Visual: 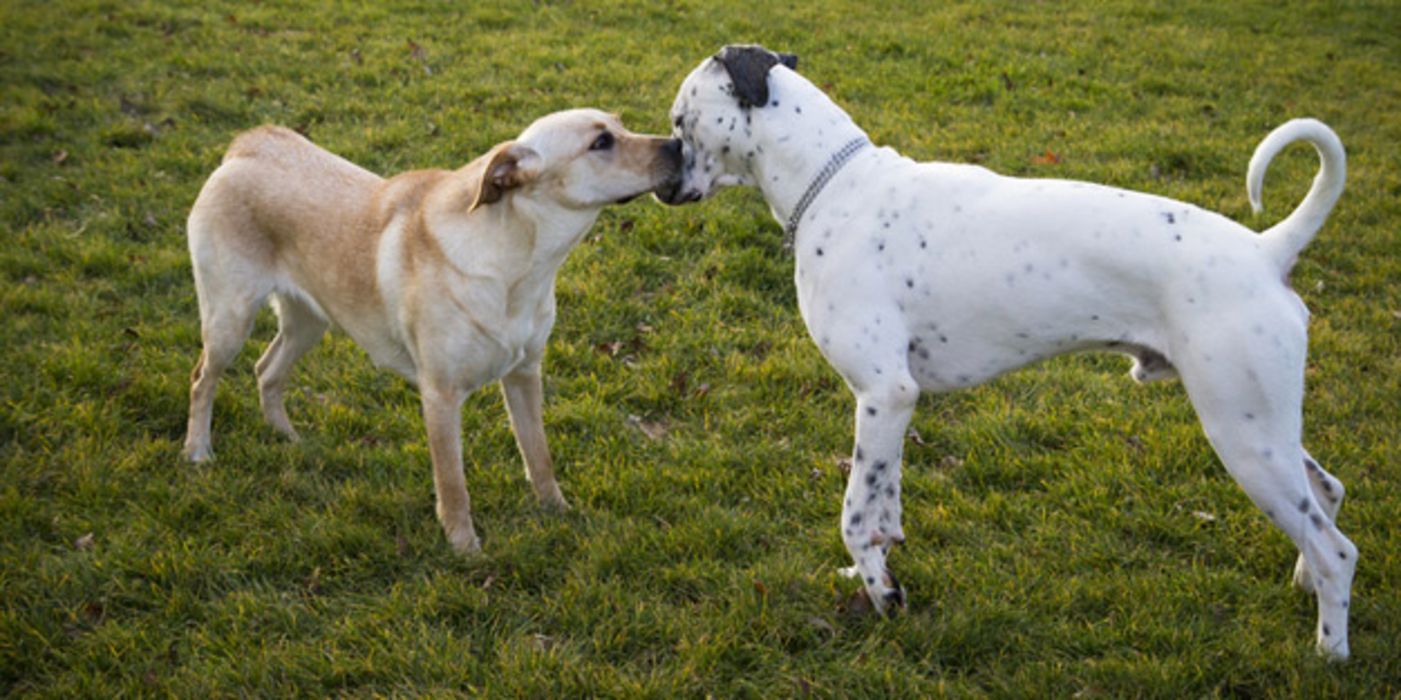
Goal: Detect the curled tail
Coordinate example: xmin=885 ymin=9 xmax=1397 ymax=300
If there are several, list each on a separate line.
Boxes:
xmin=1247 ymin=118 xmax=1346 ymax=271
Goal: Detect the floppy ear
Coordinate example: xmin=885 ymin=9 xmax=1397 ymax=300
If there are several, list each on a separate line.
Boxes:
xmin=469 ymin=142 xmax=540 ymax=212
xmin=715 ymin=44 xmax=792 ymax=109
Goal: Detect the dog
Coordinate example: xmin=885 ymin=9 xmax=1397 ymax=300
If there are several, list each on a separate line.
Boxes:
xmin=659 ymin=45 xmax=1354 ymax=659
xmin=183 ymin=109 xmax=682 ymax=554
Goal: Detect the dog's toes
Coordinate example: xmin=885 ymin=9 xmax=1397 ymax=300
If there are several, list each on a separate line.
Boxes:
xmin=182 ymin=442 xmax=213 ymax=463
xmin=537 ymin=485 xmax=570 ymax=512
xmin=444 ymin=525 xmax=482 ymax=556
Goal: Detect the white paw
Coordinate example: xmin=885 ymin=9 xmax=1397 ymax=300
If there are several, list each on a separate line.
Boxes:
xmin=446 ymin=526 xmax=481 ymax=555
xmin=182 ymin=441 xmax=213 ymax=463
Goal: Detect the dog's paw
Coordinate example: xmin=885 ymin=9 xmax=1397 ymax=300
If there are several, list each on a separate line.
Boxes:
xmin=444 ymin=523 xmax=482 ymax=556
xmin=182 ymin=442 xmax=213 ymax=463
xmin=861 ymin=569 xmax=907 ymax=617
xmin=536 ymin=484 xmax=571 ymax=512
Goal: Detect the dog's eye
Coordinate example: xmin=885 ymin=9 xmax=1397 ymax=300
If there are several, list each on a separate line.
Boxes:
xmin=590 ymin=132 xmax=614 ymax=151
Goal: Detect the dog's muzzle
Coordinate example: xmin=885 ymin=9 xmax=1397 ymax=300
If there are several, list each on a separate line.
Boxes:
xmin=654 ymin=138 xmax=701 ymax=206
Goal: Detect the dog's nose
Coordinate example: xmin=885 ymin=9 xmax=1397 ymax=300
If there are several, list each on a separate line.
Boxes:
xmin=663 ymin=138 xmax=684 ymax=166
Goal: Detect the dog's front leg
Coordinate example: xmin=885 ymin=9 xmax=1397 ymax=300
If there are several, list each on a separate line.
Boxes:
xmin=840 ymin=380 xmax=919 ymax=614
xmin=421 ymin=383 xmax=481 ymax=554
xmin=500 ymin=365 xmax=569 ymax=510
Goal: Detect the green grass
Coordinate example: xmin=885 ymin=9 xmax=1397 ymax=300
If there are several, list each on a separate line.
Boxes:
xmin=3 ymin=0 xmax=1399 ymax=695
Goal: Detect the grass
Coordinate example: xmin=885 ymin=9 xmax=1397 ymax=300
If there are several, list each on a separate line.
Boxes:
xmin=3 ymin=0 xmax=1399 ymax=695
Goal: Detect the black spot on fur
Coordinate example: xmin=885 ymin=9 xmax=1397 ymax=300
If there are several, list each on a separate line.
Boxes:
xmin=1162 ymin=212 xmax=1175 ymax=224
xmin=1311 ymin=513 xmax=1325 ymax=529
xmin=867 ymin=407 xmax=878 ymax=416
xmin=850 ymin=513 xmax=862 ymax=526
xmin=816 ymin=247 xmax=824 ymax=256
xmin=856 ymin=446 xmax=865 ymax=462
xmin=865 ymin=473 xmax=878 ymax=487
xmin=875 ymin=461 xmax=887 ymax=471
xmin=1298 ymin=498 xmax=1310 ymax=513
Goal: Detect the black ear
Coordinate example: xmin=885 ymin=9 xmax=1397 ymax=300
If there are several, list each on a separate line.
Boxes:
xmin=714 ymin=45 xmax=796 ymax=109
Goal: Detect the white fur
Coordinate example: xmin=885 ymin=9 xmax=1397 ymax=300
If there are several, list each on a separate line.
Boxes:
xmin=667 ymin=51 xmax=1355 ymax=659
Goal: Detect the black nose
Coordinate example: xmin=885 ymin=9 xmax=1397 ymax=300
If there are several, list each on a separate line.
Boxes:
xmin=663 ymin=138 xmax=683 ymax=166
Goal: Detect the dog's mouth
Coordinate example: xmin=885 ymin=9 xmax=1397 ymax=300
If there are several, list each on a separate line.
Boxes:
xmin=653 ymin=176 xmax=702 ymax=206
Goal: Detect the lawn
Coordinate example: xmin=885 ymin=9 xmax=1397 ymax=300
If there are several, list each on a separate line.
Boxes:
xmin=3 ymin=0 xmax=1399 ymax=696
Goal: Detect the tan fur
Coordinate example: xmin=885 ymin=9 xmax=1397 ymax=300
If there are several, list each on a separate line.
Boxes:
xmin=183 ymin=110 xmax=680 ymax=553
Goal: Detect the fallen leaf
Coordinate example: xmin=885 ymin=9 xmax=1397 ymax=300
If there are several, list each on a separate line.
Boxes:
xmin=530 ymin=634 xmax=555 ymax=652
xmin=906 ymin=428 xmax=926 ymax=446
xmin=694 ymin=383 xmax=711 ymax=398
xmin=1001 ymin=71 xmax=1015 ymax=91
xmin=1192 ymin=511 xmax=1217 ymax=523
xmin=1031 ymin=148 xmax=1060 ymax=165
xmin=807 ymin=615 xmax=836 ymax=637
xmin=626 ymin=414 xmax=668 ymax=440
xmin=752 ymin=579 xmax=769 ymax=597
xmin=407 ymin=40 xmax=432 ymax=75
xmin=52 ymin=150 xmax=68 ymax=165
xmin=74 ymin=532 xmax=94 ymax=550
xmin=81 ymin=601 xmax=105 ymax=623
xmin=395 ymin=535 xmax=409 ymax=557
xmin=833 ymin=455 xmax=852 ymax=475
xmin=839 ymin=587 xmax=873 ymax=616
xmin=938 ymin=455 xmax=963 ymax=470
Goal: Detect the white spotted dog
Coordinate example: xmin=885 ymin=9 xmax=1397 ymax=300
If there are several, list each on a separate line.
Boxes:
xmin=184 ymin=110 xmax=682 ymax=554
xmin=658 ymin=45 xmax=1355 ymax=659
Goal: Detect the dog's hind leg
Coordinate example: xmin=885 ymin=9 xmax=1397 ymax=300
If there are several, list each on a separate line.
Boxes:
xmin=182 ymin=256 xmax=269 ymax=463
xmin=255 ymin=293 xmax=328 ymax=441
xmin=1176 ymin=317 xmax=1355 ymax=659
xmin=1292 ymin=448 xmax=1347 ymax=594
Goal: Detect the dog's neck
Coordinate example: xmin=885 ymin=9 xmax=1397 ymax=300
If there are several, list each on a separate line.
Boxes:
xmin=745 ymin=69 xmax=871 ymax=231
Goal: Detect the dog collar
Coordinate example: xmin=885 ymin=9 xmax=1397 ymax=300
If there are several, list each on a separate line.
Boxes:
xmin=784 ymin=136 xmax=871 ymax=244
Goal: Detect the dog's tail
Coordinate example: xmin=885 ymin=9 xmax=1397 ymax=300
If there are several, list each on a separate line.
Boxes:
xmin=1247 ymin=118 xmax=1346 ymax=271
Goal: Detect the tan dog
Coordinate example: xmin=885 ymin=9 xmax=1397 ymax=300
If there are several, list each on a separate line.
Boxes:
xmin=182 ymin=109 xmax=682 ymax=553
